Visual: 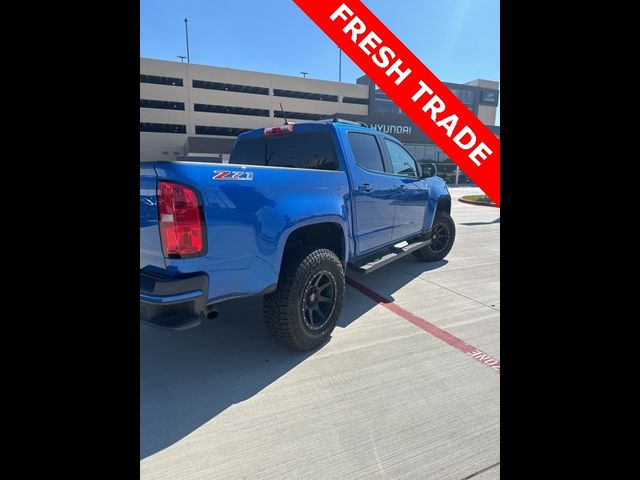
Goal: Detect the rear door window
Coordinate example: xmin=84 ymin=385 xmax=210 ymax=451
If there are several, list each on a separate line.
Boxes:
xmin=347 ymin=132 xmax=385 ymax=173
xmin=230 ymin=131 xmax=337 ymax=170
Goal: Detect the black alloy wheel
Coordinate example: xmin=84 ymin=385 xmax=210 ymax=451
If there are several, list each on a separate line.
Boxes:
xmin=301 ymin=270 xmax=337 ymax=332
xmin=412 ymin=211 xmax=456 ymax=262
xmin=429 ymin=221 xmax=451 ymax=254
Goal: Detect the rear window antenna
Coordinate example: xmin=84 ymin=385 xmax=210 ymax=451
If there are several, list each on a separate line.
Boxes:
xmin=279 ymin=102 xmax=289 ymax=125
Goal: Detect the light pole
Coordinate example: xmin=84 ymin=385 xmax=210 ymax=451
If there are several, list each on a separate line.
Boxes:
xmin=177 ymin=55 xmax=187 ymax=63
xmin=301 ymin=72 xmax=308 ymax=78
xmin=184 ymin=18 xmax=190 ymax=63
xmin=338 ymin=47 xmax=342 ymax=82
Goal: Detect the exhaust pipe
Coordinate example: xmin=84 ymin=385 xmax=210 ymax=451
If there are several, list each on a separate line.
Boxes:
xmin=204 ymin=306 xmax=219 ymax=320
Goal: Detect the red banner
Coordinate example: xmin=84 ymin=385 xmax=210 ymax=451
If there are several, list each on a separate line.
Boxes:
xmin=292 ymin=0 xmax=500 ymax=205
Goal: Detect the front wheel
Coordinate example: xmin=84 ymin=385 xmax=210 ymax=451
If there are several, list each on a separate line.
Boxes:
xmin=413 ymin=212 xmax=456 ymax=262
xmin=263 ymin=247 xmax=345 ymax=351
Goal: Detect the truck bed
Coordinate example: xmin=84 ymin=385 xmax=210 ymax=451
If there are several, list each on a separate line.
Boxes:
xmin=140 ymin=161 xmax=351 ymax=305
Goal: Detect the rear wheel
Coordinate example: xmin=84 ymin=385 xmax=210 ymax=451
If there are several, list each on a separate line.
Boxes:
xmin=413 ymin=212 xmax=456 ymax=262
xmin=263 ymin=247 xmax=345 ymax=350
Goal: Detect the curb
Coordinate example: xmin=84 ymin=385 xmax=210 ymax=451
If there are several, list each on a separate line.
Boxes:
xmin=458 ymin=198 xmax=500 ymax=208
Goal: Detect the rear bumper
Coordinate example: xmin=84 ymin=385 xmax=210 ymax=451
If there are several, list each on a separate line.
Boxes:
xmin=140 ymin=272 xmax=209 ymax=330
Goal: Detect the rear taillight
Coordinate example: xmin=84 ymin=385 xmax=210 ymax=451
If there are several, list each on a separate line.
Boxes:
xmin=157 ymin=181 xmax=205 ymax=258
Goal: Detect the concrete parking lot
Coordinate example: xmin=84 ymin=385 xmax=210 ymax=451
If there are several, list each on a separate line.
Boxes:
xmin=140 ymin=186 xmax=500 ymax=480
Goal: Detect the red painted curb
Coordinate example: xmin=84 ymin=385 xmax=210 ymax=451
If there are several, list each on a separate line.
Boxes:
xmin=459 ymin=198 xmax=500 ymax=208
xmin=346 ymin=277 xmax=500 ymax=374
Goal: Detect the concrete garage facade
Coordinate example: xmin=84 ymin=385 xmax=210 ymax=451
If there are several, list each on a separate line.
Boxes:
xmin=140 ymin=58 xmax=499 ymax=185
xmin=140 ymin=58 xmax=369 ymax=162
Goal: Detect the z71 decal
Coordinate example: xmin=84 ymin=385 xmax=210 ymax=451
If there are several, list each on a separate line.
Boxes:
xmin=212 ymin=170 xmax=254 ymax=181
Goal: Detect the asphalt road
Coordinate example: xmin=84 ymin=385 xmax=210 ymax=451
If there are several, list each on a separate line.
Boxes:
xmin=140 ymin=186 xmax=500 ymax=479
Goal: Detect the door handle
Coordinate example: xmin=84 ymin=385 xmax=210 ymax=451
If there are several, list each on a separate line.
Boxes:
xmin=359 ymin=183 xmax=373 ymax=192
xmin=397 ymin=184 xmax=406 ymax=190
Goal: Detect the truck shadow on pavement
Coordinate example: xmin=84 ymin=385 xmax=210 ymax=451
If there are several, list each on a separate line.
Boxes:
xmin=459 ymin=217 xmax=500 ymax=226
xmin=140 ymin=259 xmax=447 ymax=460
xmin=337 ymin=258 xmax=448 ymax=328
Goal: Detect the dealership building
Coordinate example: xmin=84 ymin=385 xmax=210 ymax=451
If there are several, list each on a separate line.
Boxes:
xmin=140 ymin=57 xmax=499 ymax=184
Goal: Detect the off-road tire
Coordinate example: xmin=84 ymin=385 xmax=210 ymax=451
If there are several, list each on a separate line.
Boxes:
xmin=413 ymin=212 xmax=456 ymax=262
xmin=264 ymin=247 xmax=345 ymax=350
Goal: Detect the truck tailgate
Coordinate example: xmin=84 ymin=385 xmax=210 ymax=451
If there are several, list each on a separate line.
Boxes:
xmin=140 ymin=163 xmax=166 ymax=270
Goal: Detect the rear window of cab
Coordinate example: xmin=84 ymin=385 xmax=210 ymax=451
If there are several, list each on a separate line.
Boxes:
xmin=230 ymin=131 xmax=338 ymax=170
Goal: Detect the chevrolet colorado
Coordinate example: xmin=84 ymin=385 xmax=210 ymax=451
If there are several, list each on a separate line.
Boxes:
xmin=140 ymin=119 xmax=455 ymax=350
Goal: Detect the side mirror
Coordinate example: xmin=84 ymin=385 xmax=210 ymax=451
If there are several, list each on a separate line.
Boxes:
xmin=421 ymin=163 xmax=437 ymax=178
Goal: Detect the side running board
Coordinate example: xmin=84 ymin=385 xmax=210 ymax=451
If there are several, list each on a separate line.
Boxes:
xmin=352 ymin=239 xmax=432 ymax=275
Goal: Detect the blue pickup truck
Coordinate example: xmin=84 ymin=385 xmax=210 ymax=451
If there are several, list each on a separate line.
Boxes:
xmin=140 ymin=119 xmax=455 ymax=350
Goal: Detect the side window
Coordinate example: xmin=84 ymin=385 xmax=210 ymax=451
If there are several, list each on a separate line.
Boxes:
xmin=347 ymin=132 xmax=385 ymax=173
xmin=385 ymin=139 xmax=418 ymax=177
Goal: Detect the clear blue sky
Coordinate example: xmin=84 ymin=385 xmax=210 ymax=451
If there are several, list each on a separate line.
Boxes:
xmin=140 ymin=0 xmax=500 ymax=125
